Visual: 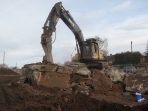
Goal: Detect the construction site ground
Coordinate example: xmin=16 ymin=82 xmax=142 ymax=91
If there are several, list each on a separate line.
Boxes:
xmin=0 ymin=68 xmax=148 ymax=111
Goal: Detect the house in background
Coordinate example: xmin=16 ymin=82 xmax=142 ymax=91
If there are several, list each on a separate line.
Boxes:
xmin=137 ymin=55 xmax=148 ymax=71
xmin=140 ymin=55 xmax=148 ymax=63
xmin=104 ymin=54 xmax=114 ymax=66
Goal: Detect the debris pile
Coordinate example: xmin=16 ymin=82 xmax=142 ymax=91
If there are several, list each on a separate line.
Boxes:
xmin=0 ymin=65 xmax=148 ymax=111
xmin=23 ymin=61 xmax=148 ymax=96
xmin=22 ymin=62 xmax=132 ymax=93
xmin=68 ymin=63 xmax=121 ymax=95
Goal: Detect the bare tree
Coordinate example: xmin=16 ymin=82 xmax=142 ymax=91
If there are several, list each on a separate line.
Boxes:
xmin=145 ymin=40 xmax=148 ymax=62
xmin=0 ymin=63 xmax=8 ymax=68
xmin=95 ymin=36 xmax=109 ymax=56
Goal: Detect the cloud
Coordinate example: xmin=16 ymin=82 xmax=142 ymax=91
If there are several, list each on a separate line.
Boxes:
xmin=116 ymin=24 xmax=148 ymax=31
xmin=112 ymin=1 xmax=131 ymax=11
xmin=97 ymin=14 xmax=148 ymax=55
xmin=116 ymin=15 xmax=148 ymax=31
xmin=0 ymin=0 xmax=148 ymax=68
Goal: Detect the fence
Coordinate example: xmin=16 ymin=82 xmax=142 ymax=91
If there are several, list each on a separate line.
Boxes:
xmin=112 ymin=63 xmax=148 ymax=74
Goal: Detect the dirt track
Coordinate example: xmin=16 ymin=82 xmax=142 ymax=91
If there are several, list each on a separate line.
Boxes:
xmin=0 ymin=68 xmax=148 ymax=111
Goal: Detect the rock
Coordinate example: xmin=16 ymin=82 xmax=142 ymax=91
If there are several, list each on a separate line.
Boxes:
xmin=29 ymin=64 xmax=58 ymax=72
xmin=141 ymin=87 xmax=148 ymax=94
xmin=22 ymin=67 xmax=31 ymax=76
xmin=107 ymin=68 xmax=126 ymax=83
xmin=22 ymin=63 xmax=72 ymax=89
xmin=76 ymin=67 xmax=91 ymax=77
xmin=57 ymin=66 xmax=73 ymax=74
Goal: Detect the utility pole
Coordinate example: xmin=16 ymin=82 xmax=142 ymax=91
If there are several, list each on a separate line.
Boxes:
xmin=131 ymin=41 xmax=133 ymax=52
xmin=3 ymin=52 xmax=5 ymax=65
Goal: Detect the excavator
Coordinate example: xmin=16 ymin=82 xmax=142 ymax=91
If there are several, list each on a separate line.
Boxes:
xmin=41 ymin=2 xmax=107 ymax=69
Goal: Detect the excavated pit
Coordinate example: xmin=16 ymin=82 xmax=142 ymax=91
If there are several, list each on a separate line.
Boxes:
xmin=0 ymin=67 xmax=148 ymax=111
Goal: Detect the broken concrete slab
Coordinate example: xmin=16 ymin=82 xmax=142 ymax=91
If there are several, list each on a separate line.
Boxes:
xmin=67 ymin=62 xmax=86 ymax=68
xmin=126 ymin=74 xmax=148 ymax=94
xmin=25 ymin=63 xmax=59 ymax=72
xmin=106 ymin=68 xmax=126 ymax=83
xmin=22 ymin=63 xmax=73 ymax=89
xmin=57 ymin=66 xmax=73 ymax=74
xmin=36 ymin=72 xmax=70 ymax=88
xmin=76 ymin=67 xmax=91 ymax=77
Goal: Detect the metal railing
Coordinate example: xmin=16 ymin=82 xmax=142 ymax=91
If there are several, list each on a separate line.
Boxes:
xmin=112 ymin=63 xmax=148 ymax=74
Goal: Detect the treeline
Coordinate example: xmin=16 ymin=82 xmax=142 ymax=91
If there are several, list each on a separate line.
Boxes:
xmin=113 ymin=51 xmax=142 ymax=65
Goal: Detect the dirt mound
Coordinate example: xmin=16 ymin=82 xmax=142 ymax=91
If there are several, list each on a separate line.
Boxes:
xmin=91 ymin=69 xmax=112 ymax=94
xmin=0 ymin=75 xmax=148 ymax=111
xmin=112 ymin=83 xmax=124 ymax=93
xmin=106 ymin=83 xmax=125 ymax=97
xmin=92 ymin=69 xmax=125 ymax=99
xmin=0 ymin=68 xmax=19 ymax=75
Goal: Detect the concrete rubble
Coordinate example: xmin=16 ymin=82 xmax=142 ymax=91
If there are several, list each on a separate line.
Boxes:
xmin=22 ymin=63 xmax=73 ymax=89
xmin=126 ymin=74 xmax=148 ymax=94
xmin=22 ymin=62 xmax=148 ymax=95
xmin=104 ymin=67 xmax=126 ymax=83
xmin=1 ymin=67 xmax=148 ymax=111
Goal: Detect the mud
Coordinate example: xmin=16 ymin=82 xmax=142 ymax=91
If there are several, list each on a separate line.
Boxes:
xmin=0 ymin=68 xmax=148 ymax=111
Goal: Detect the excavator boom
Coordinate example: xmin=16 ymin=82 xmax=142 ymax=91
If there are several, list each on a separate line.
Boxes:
xmin=41 ymin=2 xmax=85 ymax=63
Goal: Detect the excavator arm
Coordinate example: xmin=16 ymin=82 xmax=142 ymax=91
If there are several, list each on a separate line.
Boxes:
xmin=41 ymin=2 xmax=85 ymax=63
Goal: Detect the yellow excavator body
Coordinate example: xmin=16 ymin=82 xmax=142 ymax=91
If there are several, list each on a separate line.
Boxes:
xmin=72 ymin=43 xmax=103 ymax=62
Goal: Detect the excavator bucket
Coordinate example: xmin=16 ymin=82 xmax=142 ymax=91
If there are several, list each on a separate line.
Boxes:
xmin=41 ymin=36 xmax=53 ymax=63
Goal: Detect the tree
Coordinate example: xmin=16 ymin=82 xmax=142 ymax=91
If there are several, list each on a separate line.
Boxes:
xmin=114 ymin=51 xmax=141 ymax=64
xmin=95 ymin=36 xmax=109 ymax=56
xmin=145 ymin=41 xmax=148 ymax=62
xmin=0 ymin=63 xmax=8 ymax=68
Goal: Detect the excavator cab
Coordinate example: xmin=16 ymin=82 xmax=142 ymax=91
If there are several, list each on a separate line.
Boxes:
xmin=84 ymin=38 xmax=102 ymax=59
xmin=72 ymin=38 xmax=103 ymax=62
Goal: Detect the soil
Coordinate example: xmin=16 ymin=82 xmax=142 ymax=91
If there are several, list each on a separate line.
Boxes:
xmin=0 ymin=68 xmax=148 ymax=111
xmin=0 ymin=68 xmax=19 ymax=75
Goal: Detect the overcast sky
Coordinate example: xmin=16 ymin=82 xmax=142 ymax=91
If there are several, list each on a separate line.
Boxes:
xmin=0 ymin=0 xmax=148 ymax=68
